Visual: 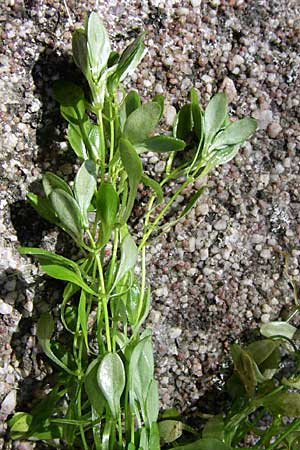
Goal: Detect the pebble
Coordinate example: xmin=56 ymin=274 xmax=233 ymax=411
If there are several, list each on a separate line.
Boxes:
xmin=169 ymin=327 xmax=182 ymax=339
xmin=267 ymin=122 xmax=282 ymax=138
xmin=1 ymin=390 xmax=16 ymax=414
xmin=0 ymin=301 xmax=13 ymax=315
xmin=164 ymin=104 xmax=177 ymax=127
xmin=220 ymin=77 xmax=237 ymax=103
xmin=200 ymin=248 xmax=209 ymax=260
xmin=214 ymin=218 xmax=228 ymax=231
xmin=253 ymin=109 xmax=273 ymax=130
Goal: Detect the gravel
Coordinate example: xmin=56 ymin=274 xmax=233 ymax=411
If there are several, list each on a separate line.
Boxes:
xmin=1 ymin=0 xmax=300 ymax=447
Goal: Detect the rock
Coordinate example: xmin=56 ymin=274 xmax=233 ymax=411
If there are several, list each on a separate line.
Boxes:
xmin=220 ymin=77 xmax=237 ymax=103
xmin=164 ymin=104 xmax=177 ymax=127
xmin=252 ymin=109 xmax=273 ymax=130
xmin=191 ymin=0 xmax=201 ymax=6
xmin=1 ymin=390 xmax=16 ymax=414
xmin=200 ymin=248 xmax=209 ymax=260
xmin=267 ymin=122 xmax=282 ymax=138
xmin=169 ymin=327 xmax=182 ymax=339
xmin=0 ymin=301 xmax=13 ymax=315
xmin=214 ymin=218 xmax=228 ymax=231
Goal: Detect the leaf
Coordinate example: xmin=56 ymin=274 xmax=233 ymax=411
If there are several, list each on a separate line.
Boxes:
xmin=52 ymin=80 xmax=84 ymax=106
xmin=125 ymin=90 xmax=141 ymax=117
xmin=74 ymin=160 xmax=97 ymax=226
xmin=19 ymin=247 xmax=81 ymax=274
xmin=50 ymin=189 xmax=83 ymax=239
xmin=202 ymin=415 xmax=224 ymax=441
xmin=282 ymin=376 xmax=300 ymax=389
xmin=114 ymin=233 xmax=138 ymax=287
xmin=133 ymin=286 xmax=151 ymax=333
xmin=87 ymin=12 xmax=111 ymax=81
xmin=139 ymin=428 xmax=149 ymax=450
xmin=204 ymin=93 xmax=228 ymax=145
xmin=60 ymin=100 xmax=87 ymax=125
xmin=247 ymin=339 xmax=279 ymax=366
xmin=190 ymin=87 xmax=203 ymax=141
xmin=72 ymin=29 xmax=89 ymax=77
xmin=85 ymin=358 xmax=106 ymax=417
xmin=260 ymin=321 xmax=297 ymax=340
xmin=201 ymin=145 xmax=239 ymax=176
xmin=9 ymin=412 xmax=33 ymax=440
xmin=159 ymin=420 xmax=183 ymax=443
xmin=42 ymin=172 xmax=73 ymax=199
xmin=40 ymin=263 xmax=96 ymax=296
xmin=169 ymin=439 xmax=232 ymax=450
xmin=37 ymin=312 xmax=55 ymax=341
xmin=141 ymin=135 xmax=185 ymax=153
xmin=96 ymin=182 xmax=119 ymax=227
xmin=231 ymin=344 xmax=257 ymax=397
xmin=27 ymin=192 xmax=58 ymax=224
xmin=123 ymin=102 xmax=161 ymax=144
xmin=149 ymin=423 xmax=160 ymax=450
xmin=176 ymin=104 xmax=192 ymax=141
xmin=119 ymin=138 xmax=143 ymax=223
xmin=67 ymin=123 xmax=88 ymax=159
xmin=97 ymin=352 xmax=125 ymax=418
xmin=152 ymin=95 xmax=164 ymax=119
xmin=212 ymin=118 xmax=257 ymax=149
xmin=78 ymin=291 xmax=89 ymax=350
xmin=114 ymin=33 xmax=145 ymax=83
xmin=263 ymin=393 xmax=300 ymax=417
xmin=145 ymin=380 xmax=159 ymax=426
xmin=178 ymin=186 xmax=207 ymax=221
xmin=141 ymin=173 xmax=163 ymax=203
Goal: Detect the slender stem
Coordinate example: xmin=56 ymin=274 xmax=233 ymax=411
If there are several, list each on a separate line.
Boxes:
xmin=107 ymin=228 xmax=119 ymax=290
xmin=77 ymin=384 xmax=89 ymax=450
xmin=138 ymin=176 xmax=193 ymax=250
xmin=136 ymin=246 xmax=146 ymax=325
xmin=96 ymin=252 xmax=112 ymax=353
xmin=96 ymin=109 xmax=106 ymax=181
xmin=265 ymin=419 xmax=300 ymax=450
xmin=109 ymin=100 xmax=115 ymax=164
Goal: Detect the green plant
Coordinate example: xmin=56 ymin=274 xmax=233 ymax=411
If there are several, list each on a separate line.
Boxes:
xmin=159 ymin=255 xmax=300 ymax=450
xmin=9 ymin=12 xmax=257 ymax=449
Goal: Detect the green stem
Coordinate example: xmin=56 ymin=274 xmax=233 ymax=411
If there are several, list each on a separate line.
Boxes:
xmin=96 ymin=252 xmax=112 ymax=353
xmin=107 ymin=228 xmax=119 ymax=290
xmin=265 ymin=419 xmax=300 ymax=450
xmin=96 ymin=109 xmax=106 ymax=181
xmin=77 ymin=384 xmax=89 ymax=450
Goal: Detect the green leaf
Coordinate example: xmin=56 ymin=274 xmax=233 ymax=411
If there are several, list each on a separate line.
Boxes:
xmin=87 ymin=12 xmax=111 ymax=81
xmin=204 ymin=93 xmax=228 ymax=145
xmin=96 ymin=182 xmax=119 ymax=227
xmin=114 ymin=233 xmax=138 ymax=287
xmin=40 ymin=263 xmax=96 ymax=296
xmin=231 ymin=344 xmax=257 ymax=397
xmin=149 ymin=423 xmax=160 ymax=450
xmin=212 ymin=118 xmax=257 ymax=149
xmin=42 ymin=172 xmax=73 ymax=198
xmin=9 ymin=412 xmax=33 ymax=440
xmin=67 ymin=123 xmax=88 ymax=159
xmin=74 ymin=160 xmax=97 ymax=226
xmin=141 ymin=135 xmax=185 ymax=153
xmin=176 ymin=104 xmax=192 ymax=141
xmin=37 ymin=312 xmax=55 ymax=340
xmin=123 ymin=102 xmax=161 ymax=144
xmin=178 ymin=186 xmax=207 ymax=221
xmin=159 ymin=420 xmax=183 ymax=443
xmin=19 ymin=247 xmax=81 ymax=274
xmin=247 ymin=339 xmax=279 ymax=366
xmin=263 ymin=393 xmax=300 ymax=417
xmin=50 ymin=189 xmax=83 ymax=239
xmin=170 ymin=439 xmax=232 ymax=450
xmin=139 ymin=428 xmax=149 ymax=450
xmin=119 ymin=138 xmax=143 ymax=223
xmin=114 ymin=33 xmax=145 ymax=83
xmin=72 ymin=29 xmax=89 ymax=77
xmin=126 ymin=281 xmax=141 ymax=326
xmin=202 ymin=415 xmax=224 ymax=441
xmin=85 ymin=358 xmax=106 ymax=417
xmin=260 ymin=321 xmax=297 ymax=340
xmin=78 ymin=291 xmax=89 ymax=350
xmin=201 ymin=145 xmax=239 ymax=176
xmin=52 ymin=80 xmax=84 ymax=106
xmin=141 ymin=174 xmax=163 ymax=203
xmin=152 ymin=95 xmax=164 ymax=119
xmin=282 ymin=375 xmax=300 ymax=389
xmin=145 ymin=380 xmax=159 ymax=426
xmin=190 ymin=87 xmax=203 ymax=141
xmin=125 ymin=90 xmax=141 ymax=117
xmin=97 ymin=352 xmax=125 ymax=419
xmin=27 ymin=192 xmax=58 ymax=224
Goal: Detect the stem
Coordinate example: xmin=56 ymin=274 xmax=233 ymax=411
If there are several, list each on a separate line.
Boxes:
xmin=77 ymin=384 xmax=89 ymax=450
xmin=265 ymin=419 xmax=300 ymax=450
xmin=96 ymin=252 xmax=112 ymax=353
xmin=138 ymin=176 xmax=193 ymax=250
xmin=107 ymin=228 xmax=119 ymax=290
xmin=136 ymin=246 xmax=146 ymax=325
xmin=96 ymin=109 xmax=106 ymax=181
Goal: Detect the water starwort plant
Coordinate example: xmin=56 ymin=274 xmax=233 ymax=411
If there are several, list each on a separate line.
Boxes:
xmin=9 ymin=12 xmax=257 ymax=450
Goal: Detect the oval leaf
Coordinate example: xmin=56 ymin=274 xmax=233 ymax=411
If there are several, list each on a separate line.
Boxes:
xmin=260 ymin=321 xmax=297 ymax=340
xmin=85 ymin=358 xmax=106 ymax=417
xmin=114 ymin=233 xmax=138 ymax=287
xmin=40 ymin=263 xmax=96 ymax=296
xmin=176 ymin=104 xmax=192 ymax=141
xmin=87 ymin=12 xmax=111 ymax=81
xmin=72 ymin=29 xmax=88 ymax=77
xmin=37 ymin=312 xmax=54 ymax=341
xmin=27 ymin=192 xmax=58 ymax=224
xmin=53 ymin=80 xmax=84 ymax=107
xmin=123 ymin=102 xmax=161 ymax=144
xmin=97 ymin=353 xmax=125 ymax=419
xmin=96 ymin=182 xmax=119 ymax=227
xmin=43 ymin=172 xmax=73 ymax=199
xmin=74 ymin=160 xmax=97 ymax=226
xmin=141 ymin=135 xmax=185 ymax=153
xmin=204 ymin=93 xmax=228 ymax=144
xmin=212 ymin=118 xmax=257 ymax=149
xmin=159 ymin=420 xmax=183 ymax=443
xmin=50 ymin=189 xmax=83 ymax=239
